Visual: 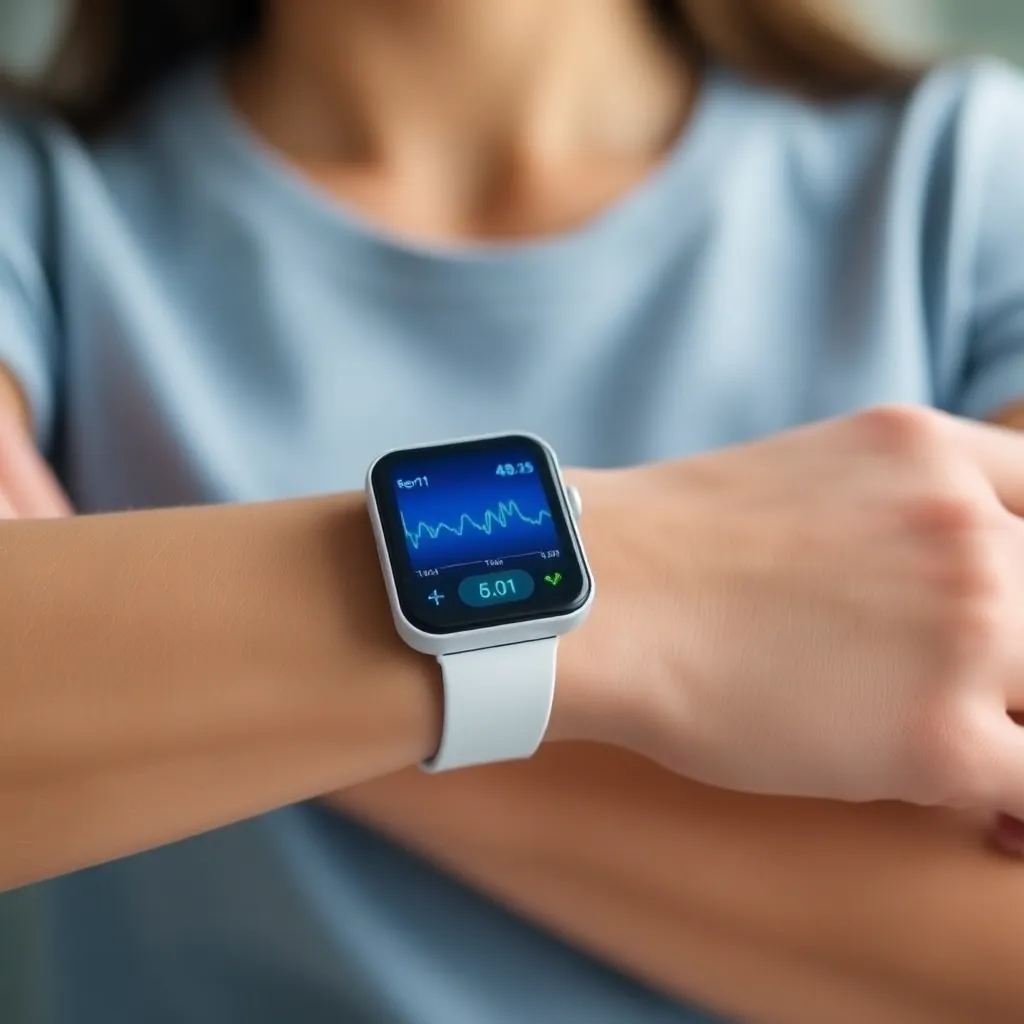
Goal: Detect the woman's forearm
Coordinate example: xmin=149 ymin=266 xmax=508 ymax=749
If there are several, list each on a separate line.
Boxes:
xmin=337 ymin=746 xmax=1024 ymax=1024
xmin=0 ymin=495 xmax=443 ymax=890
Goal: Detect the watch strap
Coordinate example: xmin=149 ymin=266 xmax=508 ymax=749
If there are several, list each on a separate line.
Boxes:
xmin=422 ymin=638 xmax=558 ymax=772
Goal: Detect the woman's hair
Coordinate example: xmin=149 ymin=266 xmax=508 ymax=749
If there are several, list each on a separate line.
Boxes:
xmin=9 ymin=0 xmax=916 ymax=135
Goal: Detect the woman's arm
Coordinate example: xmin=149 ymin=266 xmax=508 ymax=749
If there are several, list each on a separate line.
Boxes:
xmin=0 ymin=491 xmax=445 ymax=890
xmin=8 ymin=353 xmax=1024 ymax=1022
xmin=336 ymin=405 xmax=1024 ymax=1024
xmin=337 ymin=742 xmax=1019 ymax=1024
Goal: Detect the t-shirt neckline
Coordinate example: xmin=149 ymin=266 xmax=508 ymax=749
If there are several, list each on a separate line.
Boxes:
xmin=169 ymin=58 xmax=742 ymax=296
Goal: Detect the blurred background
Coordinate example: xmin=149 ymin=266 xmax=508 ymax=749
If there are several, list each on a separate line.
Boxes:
xmin=860 ymin=0 xmax=1024 ymax=61
xmin=2 ymin=0 xmax=1024 ymax=74
xmin=1 ymin=0 xmax=1024 ymax=1021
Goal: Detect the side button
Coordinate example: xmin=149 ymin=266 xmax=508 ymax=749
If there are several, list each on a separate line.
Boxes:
xmin=566 ymin=484 xmax=583 ymax=520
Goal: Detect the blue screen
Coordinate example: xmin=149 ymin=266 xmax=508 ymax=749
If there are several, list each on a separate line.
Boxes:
xmin=372 ymin=435 xmax=590 ymax=635
xmin=393 ymin=448 xmax=560 ymax=572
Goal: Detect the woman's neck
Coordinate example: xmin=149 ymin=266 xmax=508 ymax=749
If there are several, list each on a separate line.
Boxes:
xmin=229 ymin=0 xmax=695 ymax=241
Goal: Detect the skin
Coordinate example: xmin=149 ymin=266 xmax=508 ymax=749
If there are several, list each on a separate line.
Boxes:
xmin=3 ymin=2 xmax=1024 ymax=1021
xmin=6 ymin=368 xmax=1024 ymax=1024
xmin=0 ymin=480 xmax=444 ymax=887
xmin=228 ymin=0 xmax=692 ymax=243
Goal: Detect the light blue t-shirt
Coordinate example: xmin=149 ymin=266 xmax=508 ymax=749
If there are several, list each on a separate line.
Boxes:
xmin=3 ymin=56 xmax=1024 ymax=1024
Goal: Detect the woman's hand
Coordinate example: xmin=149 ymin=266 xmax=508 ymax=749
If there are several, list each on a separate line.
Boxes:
xmin=562 ymin=405 xmax=1024 ymax=817
xmin=0 ymin=414 xmax=71 ymax=520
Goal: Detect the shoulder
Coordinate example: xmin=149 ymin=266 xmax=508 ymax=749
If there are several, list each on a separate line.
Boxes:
xmin=760 ymin=58 xmax=1024 ymax=210
xmin=903 ymin=57 xmax=1024 ymax=148
xmin=0 ymin=65 xmax=220 ymax=245
xmin=882 ymin=58 xmax=1024 ymax=206
xmin=0 ymin=100 xmax=103 ymax=196
xmin=741 ymin=55 xmax=1024 ymax=149
xmin=704 ymin=57 xmax=1024 ymax=280
xmin=0 ymin=108 xmax=68 ymax=260
xmin=0 ymin=101 xmax=134 ymax=279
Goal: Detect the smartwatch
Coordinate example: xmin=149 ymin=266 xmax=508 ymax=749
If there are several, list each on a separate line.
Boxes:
xmin=367 ymin=433 xmax=594 ymax=772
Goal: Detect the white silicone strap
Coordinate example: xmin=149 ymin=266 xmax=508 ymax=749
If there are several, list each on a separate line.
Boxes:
xmin=423 ymin=638 xmax=558 ymax=772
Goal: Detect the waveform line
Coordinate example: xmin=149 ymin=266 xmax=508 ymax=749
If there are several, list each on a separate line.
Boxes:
xmin=402 ymin=500 xmax=552 ymax=550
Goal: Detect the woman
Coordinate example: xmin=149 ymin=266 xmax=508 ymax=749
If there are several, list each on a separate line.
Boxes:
xmin=4 ymin=1 xmax=1024 ymax=1021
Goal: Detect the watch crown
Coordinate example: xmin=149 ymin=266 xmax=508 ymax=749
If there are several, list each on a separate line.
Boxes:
xmin=566 ymin=484 xmax=583 ymax=520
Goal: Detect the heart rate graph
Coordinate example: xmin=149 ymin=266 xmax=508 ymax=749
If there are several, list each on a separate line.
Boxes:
xmin=399 ymin=498 xmax=557 ymax=569
xmin=393 ymin=453 xmax=560 ymax=571
xmin=403 ymin=500 xmax=552 ymax=550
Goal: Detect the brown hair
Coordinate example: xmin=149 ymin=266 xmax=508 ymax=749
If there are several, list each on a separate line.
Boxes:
xmin=9 ymin=0 xmax=917 ymax=136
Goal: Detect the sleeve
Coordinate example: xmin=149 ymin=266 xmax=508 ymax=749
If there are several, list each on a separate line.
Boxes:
xmin=952 ymin=62 xmax=1024 ymax=420
xmin=0 ymin=114 xmax=61 ymax=449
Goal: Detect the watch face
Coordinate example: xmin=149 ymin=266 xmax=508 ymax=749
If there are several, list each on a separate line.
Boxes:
xmin=370 ymin=435 xmax=591 ymax=636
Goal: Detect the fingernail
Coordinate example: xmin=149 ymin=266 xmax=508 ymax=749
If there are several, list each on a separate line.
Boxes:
xmin=994 ymin=814 xmax=1024 ymax=856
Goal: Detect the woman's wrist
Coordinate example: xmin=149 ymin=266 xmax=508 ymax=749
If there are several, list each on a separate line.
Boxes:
xmin=546 ymin=469 xmax=609 ymax=744
xmin=547 ymin=465 xmax=705 ymax=751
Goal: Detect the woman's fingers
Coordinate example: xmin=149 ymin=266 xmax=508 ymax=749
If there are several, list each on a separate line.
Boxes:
xmin=0 ymin=416 xmax=71 ymax=518
xmin=991 ymin=711 xmax=1024 ymax=856
xmin=0 ymin=486 xmax=16 ymax=519
xmin=947 ymin=413 xmax=1024 ymax=515
xmin=984 ymin=715 xmax=1024 ymax=827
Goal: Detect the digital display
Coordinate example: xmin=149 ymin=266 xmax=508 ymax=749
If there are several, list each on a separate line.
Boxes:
xmin=371 ymin=435 xmax=590 ymax=634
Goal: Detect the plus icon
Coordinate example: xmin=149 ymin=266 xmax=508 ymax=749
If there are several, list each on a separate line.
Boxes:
xmin=427 ymin=589 xmax=445 ymax=607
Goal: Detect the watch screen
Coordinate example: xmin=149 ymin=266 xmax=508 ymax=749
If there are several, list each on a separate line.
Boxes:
xmin=370 ymin=435 xmax=591 ymax=635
